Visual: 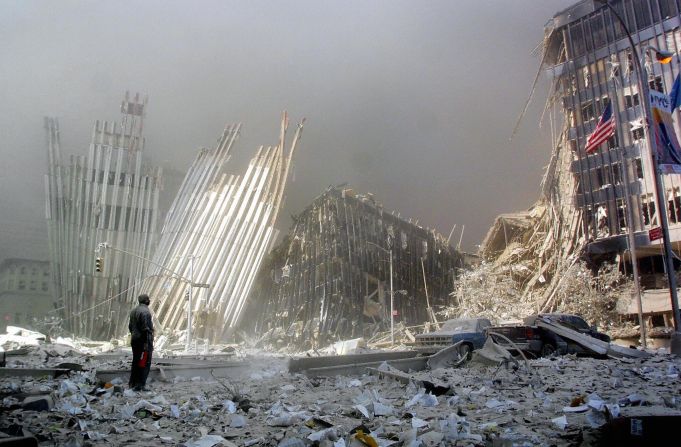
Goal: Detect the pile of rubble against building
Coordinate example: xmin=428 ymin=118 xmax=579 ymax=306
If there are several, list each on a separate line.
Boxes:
xmin=446 ymin=112 xmax=634 ymax=331
xmin=3 ymin=320 xmax=681 ymax=447
xmin=140 ymin=113 xmax=304 ymax=344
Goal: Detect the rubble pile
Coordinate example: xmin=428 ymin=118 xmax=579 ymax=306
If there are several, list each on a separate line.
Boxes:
xmin=448 ymin=122 xmax=634 ymax=331
xmin=450 ymin=259 xmax=631 ymax=332
xmin=2 ymin=333 xmax=681 ymax=446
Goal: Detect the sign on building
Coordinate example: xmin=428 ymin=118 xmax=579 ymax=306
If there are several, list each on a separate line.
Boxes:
xmin=649 ymin=226 xmax=663 ymax=242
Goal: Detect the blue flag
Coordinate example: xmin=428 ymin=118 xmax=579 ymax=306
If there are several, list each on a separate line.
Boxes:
xmin=671 ymin=73 xmax=681 ymax=112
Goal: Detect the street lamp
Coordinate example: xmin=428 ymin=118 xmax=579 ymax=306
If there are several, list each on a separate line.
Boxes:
xmin=596 ymin=1 xmax=681 ymax=352
xmin=367 ymin=241 xmax=395 ymax=345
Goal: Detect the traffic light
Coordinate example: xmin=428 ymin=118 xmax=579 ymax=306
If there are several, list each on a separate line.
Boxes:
xmin=95 ymin=257 xmax=103 ymax=273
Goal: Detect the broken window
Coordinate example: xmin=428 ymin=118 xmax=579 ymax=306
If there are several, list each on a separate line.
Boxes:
xmin=634 ymin=158 xmax=644 ymax=179
xmin=617 ymin=198 xmax=627 ymax=230
xmin=624 ymin=92 xmax=640 ymax=108
xmin=642 ymin=195 xmax=657 ymax=226
xmin=582 ymin=66 xmax=591 ymax=87
xmin=596 ymin=205 xmax=610 ymax=238
xmin=609 ymin=54 xmax=620 ymax=80
xmin=607 ymin=134 xmax=618 ymax=150
xmin=625 ymin=51 xmax=634 ymax=77
xmin=668 ymin=188 xmax=681 ymax=223
xmin=611 ymin=162 xmax=622 ymax=184
xmin=581 ymin=100 xmax=596 ymax=122
xmin=594 ymin=166 xmax=607 ymax=187
xmin=632 ymin=126 xmax=645 ymax=142
xmin=649 ymin=75 xmax=664 ymax=93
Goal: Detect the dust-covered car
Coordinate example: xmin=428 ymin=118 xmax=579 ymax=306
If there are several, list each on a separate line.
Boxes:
xmin=414 ymin=317 xmax=492 ymax=357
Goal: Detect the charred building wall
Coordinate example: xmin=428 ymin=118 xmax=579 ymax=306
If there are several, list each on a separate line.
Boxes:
xmin=243 ymin=186 xmax=464 ymax=348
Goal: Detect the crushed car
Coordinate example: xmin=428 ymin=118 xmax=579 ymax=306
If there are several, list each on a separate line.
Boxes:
xmin=485 ymin=313 xmax=610 ymax=358
xmin=414 ymin=317 xmax=492 ymax=358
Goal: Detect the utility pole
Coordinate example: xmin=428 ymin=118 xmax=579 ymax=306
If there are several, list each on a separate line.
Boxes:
xmin=186 ymin=254 xmax=195 ymax=352
xmin=389 ymin=246 xmax=394 ymax=346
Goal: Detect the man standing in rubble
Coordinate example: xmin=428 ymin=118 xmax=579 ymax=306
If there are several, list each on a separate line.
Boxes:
xmin=128 ymin=294 xmax=154 ymax=391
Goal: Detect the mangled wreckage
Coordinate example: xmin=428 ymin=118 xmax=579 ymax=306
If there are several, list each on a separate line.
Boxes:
xmin=140 ymin=113 xmax=304 ymax=344
xmin=242 ymin=186 xmax=465 ymax=349
xmin=45 ymin=93 xmax=163 ymax=340
xmin=45 ymin=93 xmax=304 ymax=343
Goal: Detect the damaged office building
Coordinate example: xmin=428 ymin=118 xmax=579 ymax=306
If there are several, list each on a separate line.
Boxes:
xmin=44 ymin=93 xmax=162 ymax=340
xmin=243 ymin=186 xmax=465 ymax=348
xmin=541 ymin=0 xmax=681 ymax=327
xmin=450 ymin=0 xmax=681 ymax=338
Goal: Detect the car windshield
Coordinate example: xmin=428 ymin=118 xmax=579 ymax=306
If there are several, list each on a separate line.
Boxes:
xmin=441 ymin=319 xmax=478 ymax=332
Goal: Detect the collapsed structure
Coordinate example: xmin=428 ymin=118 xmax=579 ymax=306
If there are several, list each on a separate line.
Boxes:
xmin=244 ymin=186 xmax=464 ymax=348
xmin=45 ymin=93 xmax=162 ymax=339
xmin=141 ymin=114 xmax=303 ymax=343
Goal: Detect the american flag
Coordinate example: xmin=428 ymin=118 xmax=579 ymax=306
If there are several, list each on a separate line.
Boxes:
xmin=585 ymin=101 xmax=616 ymax=154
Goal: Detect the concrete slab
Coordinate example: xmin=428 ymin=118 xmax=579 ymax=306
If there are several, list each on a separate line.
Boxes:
xmin=301 ymin=356 xmax=428 ymax=377
xmin=288 ymin=350 xmax=419 ymax=373
xmin=95 ymin=361 xmax=253 ymax=383
xmin=0 ymin=368 xmax=69 ymax=379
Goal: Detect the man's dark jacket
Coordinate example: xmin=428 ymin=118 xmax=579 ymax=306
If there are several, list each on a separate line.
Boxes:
xmin=129 ymin=304 xmax=154 ymax=348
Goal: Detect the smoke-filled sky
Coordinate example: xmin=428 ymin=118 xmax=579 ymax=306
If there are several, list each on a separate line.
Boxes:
xmin=1 ymin=0 xmax=574 ymax=260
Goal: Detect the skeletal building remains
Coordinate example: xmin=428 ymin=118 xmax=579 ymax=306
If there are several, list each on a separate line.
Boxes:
xmin=45 ymin=93 xmax=162 ymax=339
xmin=141 ymin=114 xmax=303 ymax=343
xmin=243 ymin=186 xmax=464 ymax=348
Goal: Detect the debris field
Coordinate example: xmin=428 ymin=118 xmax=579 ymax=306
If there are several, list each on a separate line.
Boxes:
xmin=2 ymin=329 xmax=681 ymax=447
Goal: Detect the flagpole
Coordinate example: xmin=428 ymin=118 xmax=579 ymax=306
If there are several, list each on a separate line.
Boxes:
xmin=597 ymin=1 xmax=681 ymax=352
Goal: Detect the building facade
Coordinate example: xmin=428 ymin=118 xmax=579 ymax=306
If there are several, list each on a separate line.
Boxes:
xmin=0 ymin=259 xmax=54 ymax=331
xmin=544 ymin=0 xmax=681 ymax=314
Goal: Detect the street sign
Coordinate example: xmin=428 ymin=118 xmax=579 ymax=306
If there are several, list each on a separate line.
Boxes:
xmin=649 ymin=226 xmax=663 ymax=241
xmin=192 ymin=283 xmax=210 ymax=288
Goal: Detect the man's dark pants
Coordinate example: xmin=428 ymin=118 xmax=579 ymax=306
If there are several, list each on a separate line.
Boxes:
xmin=129 ymin=340 xmax=152 ymax=389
